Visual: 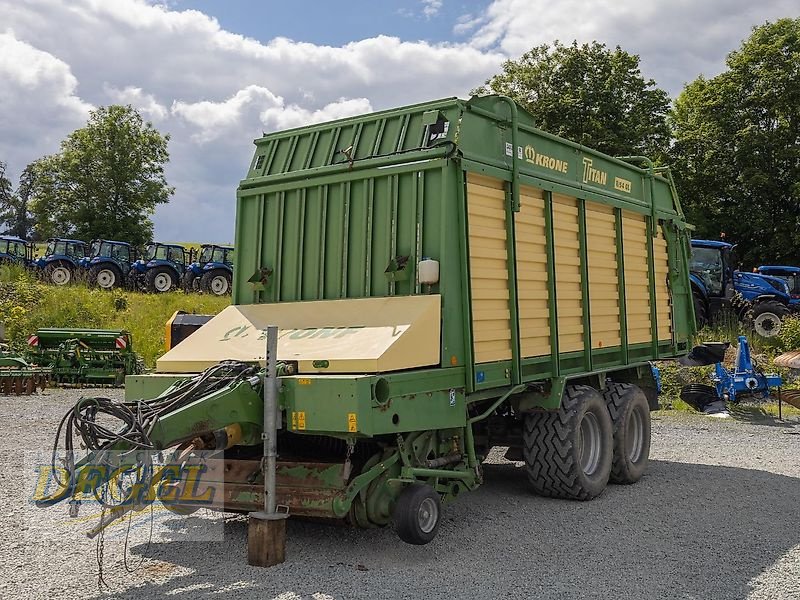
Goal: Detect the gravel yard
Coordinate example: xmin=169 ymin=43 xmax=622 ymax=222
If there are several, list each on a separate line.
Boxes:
xmin=2 ymin=389 xmax=798 ymax=600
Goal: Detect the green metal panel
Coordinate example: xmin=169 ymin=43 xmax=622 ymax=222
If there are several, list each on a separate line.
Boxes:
xmin=234 ymin=94 xmax=695 ymax=410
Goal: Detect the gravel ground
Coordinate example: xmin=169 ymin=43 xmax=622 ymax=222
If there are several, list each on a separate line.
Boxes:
xmin=1 ymin=389 xmax=798 ymax=600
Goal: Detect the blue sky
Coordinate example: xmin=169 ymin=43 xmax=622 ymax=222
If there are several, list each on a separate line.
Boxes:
xmin=1 ymin=0 xmax=796 ymax=243
xmin=170 ymin=1 xmax=490 ymax=46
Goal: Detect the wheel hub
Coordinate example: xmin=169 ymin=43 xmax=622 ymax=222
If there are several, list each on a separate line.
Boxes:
xmin=754 ymin=312 xmax=780 ymax=337
xmin=417 ymin=497 xmax=438 ymax=534
xmin=211 ymin=275 xmax=228 ymax=294
xmin=578 ymin=411 xmax=602 ymax=476
xmin=627 ymin=408 xmax=644 ymax=462
xmin=154 ymin=273 xmax=172 ymax=291
xmin=97 ymin=269 xmax=115 ymax=288
xmin=52 ymin=267 xmax=70 ymax=285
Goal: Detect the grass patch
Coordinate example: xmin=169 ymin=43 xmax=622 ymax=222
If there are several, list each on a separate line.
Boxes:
xmin=0 ymin=266 xmax=229 ymax=367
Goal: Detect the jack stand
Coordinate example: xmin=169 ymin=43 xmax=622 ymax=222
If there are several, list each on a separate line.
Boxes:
xmin=247 ymin=511 xmax=289 ymax=567
xmin=247 ymin=325 xmax=288 ymax=568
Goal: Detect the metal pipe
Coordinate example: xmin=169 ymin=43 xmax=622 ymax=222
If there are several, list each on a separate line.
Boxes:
xmin=263 ymin=325 xmax=279 ymax=514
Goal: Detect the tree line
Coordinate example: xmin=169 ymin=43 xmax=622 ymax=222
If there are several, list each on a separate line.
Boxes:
xmin=1 ymin=18 xmax=797 ymax=265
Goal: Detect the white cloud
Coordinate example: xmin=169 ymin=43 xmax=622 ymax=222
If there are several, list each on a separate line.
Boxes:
xmin=469 ymin=0 xmax=799 ymax=94
xmin=104 ymin=85 xmax=168 ymax=121
xmin=422 ymin=0 xmax=443 ymax=19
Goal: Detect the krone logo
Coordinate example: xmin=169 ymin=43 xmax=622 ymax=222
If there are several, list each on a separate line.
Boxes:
xmin=524 ymin=145 xmax=569 ymax=174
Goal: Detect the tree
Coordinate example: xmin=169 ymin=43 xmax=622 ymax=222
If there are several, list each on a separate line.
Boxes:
xmin=0 ymin=162 xmax=36 ymax=239
xmin=29 ymin=105 xmax=174 ymax=247
xmin=670 ymin=18 xmax=800 ymax=266
xmin=474 ymin=41 xmax=671 ymax=159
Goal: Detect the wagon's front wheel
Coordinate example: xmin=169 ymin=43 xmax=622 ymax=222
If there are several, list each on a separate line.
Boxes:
xmin=393 ymin=483 xmax=441 ymax=545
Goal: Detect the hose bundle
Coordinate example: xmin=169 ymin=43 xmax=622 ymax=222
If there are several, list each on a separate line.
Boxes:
xmin=49 ymin=361 xmax=260 ymax=490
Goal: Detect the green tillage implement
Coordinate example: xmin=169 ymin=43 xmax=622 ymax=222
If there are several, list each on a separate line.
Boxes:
xmin=39 ymin=95 xmax=695 ymax=552
xmin=0 ymin=354 xmax=49 ymax=395
xmin=26 ymin=328 xmax=143 ymax=385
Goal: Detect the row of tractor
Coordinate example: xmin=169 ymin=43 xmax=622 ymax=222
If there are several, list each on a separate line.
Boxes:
xmin=690 ymin=239 xmax=800 ymax=337
xmin=0 ymin=236 xmax=234 ymax=295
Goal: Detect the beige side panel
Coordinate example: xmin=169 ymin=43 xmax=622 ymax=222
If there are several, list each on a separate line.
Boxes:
xmin=467 ymin=173 xmax=512 ymax=363
xmin=622 ymin=211 xmax=652 ymax=345
xmin=515 ymin=185 xmax=550 ymax=358
xmin=653 ymin=225 xmax=673 ymax=341
xmin=156 ymin=295 xmax=441 ymax=374
xmin=586 ymin=202 xmax=621 ymax=349
xmin=553 ymin=194 xmax=584 ymax=353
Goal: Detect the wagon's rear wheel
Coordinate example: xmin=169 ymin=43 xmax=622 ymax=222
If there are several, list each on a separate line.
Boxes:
xmin=601 ymin=383 xmax=651 ymax=484
xmin=523 ymin=385 xmax=613 ymax=500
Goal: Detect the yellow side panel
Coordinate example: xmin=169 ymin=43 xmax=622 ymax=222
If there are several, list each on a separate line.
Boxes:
xmin=515 ymin=185 xmax=550 ymax=358
xmin=467 ymin=173 xmax=512 ymax=363
xmin=586 ymin=202 xmax=621 ymax=349
xmin=622 ymin=211 xmax=652 ymax=345
xmin=553 ymin=194 xmax=584 ymax=352
xmin=156 ymin=295 xmax=441 ymax=374
xmin=653 ymin=225 xmax=673 ymax=341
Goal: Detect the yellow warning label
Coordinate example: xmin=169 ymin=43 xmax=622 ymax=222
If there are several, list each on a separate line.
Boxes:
xmin=298 ymin=378 xmax=312 ymax=385
xmin=291 ymin=412 xmax=297 ymax=429
xmin=347 ymin=413 xmax=357 ymax=433
xmin=297 ymin=411 xmax=306 ymax=430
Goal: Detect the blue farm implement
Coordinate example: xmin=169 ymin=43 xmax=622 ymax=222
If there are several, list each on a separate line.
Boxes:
xmin=680 ymin=336 xmax=782 ymax=414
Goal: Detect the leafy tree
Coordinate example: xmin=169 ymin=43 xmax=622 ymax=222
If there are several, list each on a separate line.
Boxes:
xmin=29 ymin=105 xmax=174 ymax=247
xmin=0 ymin=162 xmax=36 ymax=239
xmin=474 ymin=41 xmax=671 ymax=159
xmin=670 ymin=18 xmax=800 ymax=266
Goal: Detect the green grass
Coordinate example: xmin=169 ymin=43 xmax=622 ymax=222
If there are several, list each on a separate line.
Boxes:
xmin=0 ymin=267 xmax=230 ymax=367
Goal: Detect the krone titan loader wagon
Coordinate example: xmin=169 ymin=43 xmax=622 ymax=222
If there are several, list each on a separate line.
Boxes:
xmin=39 ymin=96 xmax=694 ymax=551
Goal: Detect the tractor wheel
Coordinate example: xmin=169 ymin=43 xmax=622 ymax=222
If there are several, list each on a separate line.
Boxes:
xmin=200 ymin=270 xmax=232 ymax=296
xmin=45 ymin=263 xmax=72 ymax=286
xmin=692 ymin=290 xmax=707 ymax=330
xmin=146 ymin=267 xmax=176 ymax=293
xmin=181 ymin=271 xmax=197 ymax=293
xmin=523 ymin=385 xmax=613 ymax=500
xmin=90 ymin=265 xmax=122 ymax=290
xmin=746 ymin=301 xmax=789 ymax=338
xmin=601 ymin=383 xmax=651 ymax=485
xmin=393 ymin=483 xmax=441 ymax=545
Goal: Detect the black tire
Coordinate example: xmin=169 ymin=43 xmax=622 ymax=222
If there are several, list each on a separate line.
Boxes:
xmin=44 ymin=262 xmax=72 ymax=286
xmin=746 ymin=301 xmax=789 ymax=338
xmin=90 ymin=264 xmax=123 ymax=290
xmin=200 ymin=269 xmax=232 ymax=296
xmin=730 ymin=292 xmax=750 ymax=319
xmin=693 ymin=290 xmax=707 ymax=330
xmin=181 ymin=271 xmax=196 ymax=293
xmin=393 ymin=483 xmax=441 ymax=545
xmin=146 ymin=266 xmax=176 ymax=293
xmin=523 ymin=385 xmax=613 ymax=500
xmin=602 ymin=383 xmax=651 ymax=485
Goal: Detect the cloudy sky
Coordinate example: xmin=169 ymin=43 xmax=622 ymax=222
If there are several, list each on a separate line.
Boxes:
xmin=1 ymin=0 xmax=795 ymax=243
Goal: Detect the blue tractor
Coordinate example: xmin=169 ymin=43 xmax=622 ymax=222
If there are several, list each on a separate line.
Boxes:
xmin=182 ymin=243 xmax=234 ymax=296
xmin=690 ymin=239 xmax=791 ymax=336
xmin=755 ymin=265 xmax=800 ymax=311
xmin=0 ymin=235 xmax=34 ymax=268
xmin=128 ymin=242 xmax=188 ymax=293
xmin=84 ymin=239 xmax=134 ymax=289
xmin=34 ymin=238 xmax=89 ymax=286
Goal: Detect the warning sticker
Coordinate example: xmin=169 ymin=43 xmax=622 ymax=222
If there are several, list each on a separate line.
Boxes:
xmin=347 ymin=413 xmax=358 ymax=433
xmin=297 ymin=411 xmax=306 ymax=430
xmin=298 ymin=378 xmax=312 ymax=385
xmin=291 ymin=412 xmax=297 ymax=429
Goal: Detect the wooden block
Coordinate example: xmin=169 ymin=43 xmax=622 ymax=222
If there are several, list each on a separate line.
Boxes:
xmin=247 ymin=512 xmax=287 ymax=567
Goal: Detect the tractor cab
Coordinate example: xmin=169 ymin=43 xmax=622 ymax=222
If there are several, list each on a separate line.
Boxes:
xmin=85 ymin=239 xmax=134 ymax=289
xmin=129 ymin=242 xmax=188 ymax=293
xmin=183 ymin=243 xmax=235 ymax=295
xmin=0 ymin=236 xmax=34 ymax=268
xmin=35 ymin=238 xmax=88 ymax=286
xmin=756 ymin=265 xmax=800 ymax=307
